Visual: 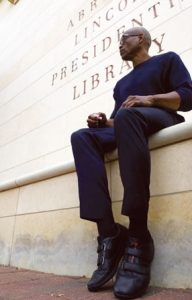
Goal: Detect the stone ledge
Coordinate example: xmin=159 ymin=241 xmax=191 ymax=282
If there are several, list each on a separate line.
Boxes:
xmin=0 ymin=121 xmax=191 ymax=192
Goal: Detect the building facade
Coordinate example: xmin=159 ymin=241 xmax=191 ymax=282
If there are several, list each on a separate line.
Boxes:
xmin=0 ymin=0 xmax=192 ymax=288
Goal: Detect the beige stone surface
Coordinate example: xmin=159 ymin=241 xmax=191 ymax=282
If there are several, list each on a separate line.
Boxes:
xmin=0 ymin=188 xmax=19 ymax=217
xmin=150 ymin=140 xmax=192 ymax=196
xmin=0 ymin=136 xmax=190 ymax=287
xmin=113 ymin=191 xmax=192 ymax=288
xmin=0 ymin=146 xmax=73 ymax=183
xmin=8 ymin=194 xmax=192 ymax=288
xmin=0 ymin=216 xmax=16 ymax=265
xmin=0 ymin=0 xmax=192 ymax=289
xmin=0 ymin=0 xmax=91 ymax=90
xmin=10 ymin=208 xmax=98 ymax=276
xmin=17 ymin=173 xmax=79 ymax=214
xmin=0 ymin=1 xmax=192 ymax=181
xmin=110 ymin=140 xmax=192 ymax=200
xmin=149 ymin=191 xmax=192 ymax=288
xmin=110 ymin=160 xmax=123 ymax=202
xmin=0 ymin=116 xmax=68 ymax=172
xmin=16 ymin=162 xmax=110 ymax=214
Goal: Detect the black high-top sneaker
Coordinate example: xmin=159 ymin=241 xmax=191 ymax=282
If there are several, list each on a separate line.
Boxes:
xmin=113 ymin=234 xmax=155 ymax=299
xmin=87 ymin=224 xmax=128 ymax=292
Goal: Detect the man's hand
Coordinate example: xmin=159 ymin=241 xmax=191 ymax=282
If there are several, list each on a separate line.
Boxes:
xmin=121 ymin=92 xmax=181 ymax=111
xmin=87 ymin=112 xmax=107 ymax=128
xmin=121 ymin=95 xmax=154 ymax=108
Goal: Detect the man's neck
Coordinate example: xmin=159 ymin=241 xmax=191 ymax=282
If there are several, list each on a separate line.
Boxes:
xmin=132 ymin=52 xmax=151 ymax=68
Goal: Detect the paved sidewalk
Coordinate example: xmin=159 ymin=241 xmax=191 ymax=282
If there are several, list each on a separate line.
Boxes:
xmin=0 ymin=266 xmax=191 ymax=300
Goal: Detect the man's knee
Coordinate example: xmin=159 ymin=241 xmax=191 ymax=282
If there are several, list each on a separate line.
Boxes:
xmin=114 ymin=108 xmax=136 ymax=127
xmin=114 ymin=107 xmax=147 ymax=126
xmin=71 ymin=129 xmax=86 ymax=146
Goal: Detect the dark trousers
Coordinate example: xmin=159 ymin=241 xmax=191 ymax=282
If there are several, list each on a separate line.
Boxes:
xmin=71 ymin=107 xmax=184 ymax=221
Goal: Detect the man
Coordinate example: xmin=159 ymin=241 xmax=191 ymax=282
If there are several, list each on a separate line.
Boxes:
xmin=71 ymin=27 xmax=192 ymax=299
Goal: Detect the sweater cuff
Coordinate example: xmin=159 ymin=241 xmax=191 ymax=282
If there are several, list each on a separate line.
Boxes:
xmin=177 ymin=87 xmax=192 ymax=112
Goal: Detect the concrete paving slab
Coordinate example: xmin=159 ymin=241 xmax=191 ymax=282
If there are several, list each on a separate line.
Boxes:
xmin=0 ymin=266 xmax=191 ymax=300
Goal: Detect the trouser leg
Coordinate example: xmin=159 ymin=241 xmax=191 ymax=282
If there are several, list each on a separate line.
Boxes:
xmin=114 ymin=108 xmax=150 ymax=216
xmin=114 ymin=107 xmax=184 ymax=238
xmin=71 ymin=127 xmax=116 ymax=221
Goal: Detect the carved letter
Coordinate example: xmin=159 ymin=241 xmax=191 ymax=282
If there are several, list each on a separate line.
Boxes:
xmin=67 ymin=20 xmax=74 ymax=31
xmin=118 ymin=0 xmax=128 ymax=11
xmin=91 ymin=0 xmax=97 ymax=10
xmin=73 ymin=86 xmax=80 ymax=100
xmin=148 ymin=2 xmax=160 ymax=18
xmin=105 ymin=65 xmax=115 ymax=82
xmin=52 ymin=73 xmax=58 ymax=86
xmin=106 ymin=8 xmax=114 ymax=21
xmin=74 ymin=34 xmax=80 ymax=46
xmin=131 ymin=14 xmax=143 ymax=27
xmin=79 ymin=10 xmax=85 ymax=21
xmin=119 ymin=61 xmax=132 ymax=74
xmin=117 ymin=25 xmax=126 ymax=42
xmin=72 ymin=58 xmax=78 ymax=72
xmin=93 ymin=44 xmax=97 ymax=58
xmin=152 ymin=32 xmax=165 ymax=53
xmin=84 ymin=27 xmax=88 ymax=39
xmin=82 ymin=51 xmax=89 ymax=65
xmin=60 ymin=67 xmax=67 ymax=80
xmin=102 ymin=37 xmax=111 ymax=52
xmin=83 ymin=80 xmax=87 ymax=95
xmin=91 ymin=73 xmax=100 ymax=89
xmin=169 ymin=0 xmax=175 ymax=7
xmin=93 ymin=17 xmax=101 ymax=32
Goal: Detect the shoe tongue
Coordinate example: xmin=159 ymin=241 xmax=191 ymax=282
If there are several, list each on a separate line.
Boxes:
xmin=97 ymin=234 xmax=115 ymax=245
xmin=128 ymin=237 xmax=140 ymax=248
xmin=98 ymin=230 xmax=118 ymax=243
xmin=97 ymin=235 xmax=107 ymax=244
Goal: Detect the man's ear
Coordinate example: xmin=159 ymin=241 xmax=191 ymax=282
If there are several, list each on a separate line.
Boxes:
xmin=138 ymin=34 xmax=144 ymax=45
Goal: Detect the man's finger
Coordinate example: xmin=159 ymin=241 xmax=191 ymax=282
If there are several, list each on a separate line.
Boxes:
xmin=87 ymin=118 xmax=97 ymax=124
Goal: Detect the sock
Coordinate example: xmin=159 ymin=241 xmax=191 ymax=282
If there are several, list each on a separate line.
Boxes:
xmin=128 ymin=212 xmax=151 ymax=242
xmin=96 ymin=212 xmax=117 ymax=238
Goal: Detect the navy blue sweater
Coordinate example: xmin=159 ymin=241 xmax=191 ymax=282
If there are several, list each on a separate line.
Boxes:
xmin=111 ymin=52 xmax=192 ymax=118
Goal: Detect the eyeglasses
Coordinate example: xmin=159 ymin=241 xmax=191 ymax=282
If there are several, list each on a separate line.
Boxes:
xmin=120 ymin=34 xmax=142 ymax=45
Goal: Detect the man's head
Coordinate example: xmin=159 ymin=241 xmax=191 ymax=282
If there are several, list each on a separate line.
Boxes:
xmin=119 ymin=27 xmax=151 ymax=61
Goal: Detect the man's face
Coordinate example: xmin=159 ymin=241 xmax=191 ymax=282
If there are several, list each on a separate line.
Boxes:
xmin=119 ymin=30 xmax=142 ymax=61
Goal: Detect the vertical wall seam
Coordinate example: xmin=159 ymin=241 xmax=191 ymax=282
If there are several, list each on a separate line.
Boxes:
xmin=9 ymin=187 xmax=20 ymax=266
xmin=109 ymin=162 xmax=112 ymax=201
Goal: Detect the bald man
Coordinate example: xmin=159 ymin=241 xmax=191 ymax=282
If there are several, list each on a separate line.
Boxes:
xmin=71 ymin=27 xmax=192 ymax=299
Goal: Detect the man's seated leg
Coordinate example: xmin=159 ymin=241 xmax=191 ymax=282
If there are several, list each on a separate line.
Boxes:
xmin=112 ymin=107 xmax=180 ymax=298
xmin=71 ymin=127 xmax=116 ymax=220
xmin=71 ymin=127 xmax=128 ymax=291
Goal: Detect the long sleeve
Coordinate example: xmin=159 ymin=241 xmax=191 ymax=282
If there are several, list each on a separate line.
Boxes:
xmin=109 ymin=52 xmax=192 ymax=118
xmin=110 ymin=83 xmax=120 ymax=118
xmin=164 ymin=52 xmax=192 ymax=112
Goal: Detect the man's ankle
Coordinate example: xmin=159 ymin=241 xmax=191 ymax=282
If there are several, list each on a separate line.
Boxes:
xmin=97 ymin=221 xmax=118 ymax=238
xmin=128 ymin=228 xmax=152 ymax=242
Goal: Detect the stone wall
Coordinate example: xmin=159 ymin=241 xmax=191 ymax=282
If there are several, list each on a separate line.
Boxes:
xmin=0 ymin=0 xmax=192 ymax=289
xmin=0 ymin=123 xmax=192 ymax=288
xmin=0 ymin=0 xmax=192 ymax=182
